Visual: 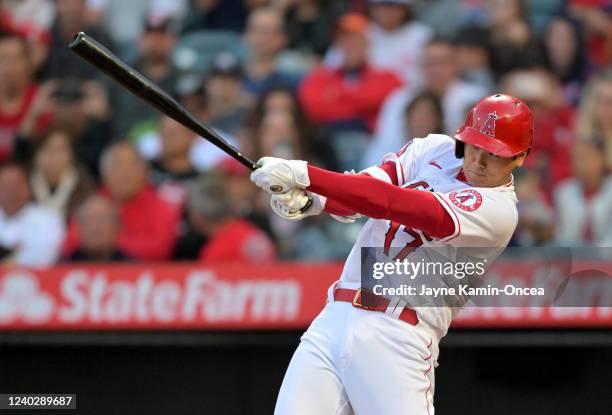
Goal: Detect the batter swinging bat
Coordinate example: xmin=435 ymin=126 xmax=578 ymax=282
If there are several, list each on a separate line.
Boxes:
xmin=69 ymin=32 xmax=255 ymax=170
xmin=69 ymin=32 xmax=311 ymax=207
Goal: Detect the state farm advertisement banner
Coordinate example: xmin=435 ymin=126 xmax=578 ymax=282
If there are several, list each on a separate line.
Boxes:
xmin=0 ymin=261 xmax=610 ymax=330
xmin=0 ymin=264 xmax=342 ymax=330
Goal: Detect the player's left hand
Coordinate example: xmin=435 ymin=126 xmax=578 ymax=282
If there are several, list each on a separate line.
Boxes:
xmin=250 ymin=157 xmax=310 ymax=194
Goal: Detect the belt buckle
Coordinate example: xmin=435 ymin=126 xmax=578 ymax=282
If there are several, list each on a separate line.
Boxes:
xmin=352 ymin=288 xmax=376 ymax=310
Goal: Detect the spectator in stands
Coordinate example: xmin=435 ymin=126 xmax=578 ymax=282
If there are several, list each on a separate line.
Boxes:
xmin=216 ymin=157 xmax=257 ymax=220
xmin=188 ymin=172 xmax=277 ymax=263
xmin=242 ymin=7 xmax=297 ymax=97
xmin=49 ymin=79 xmax=112 ymax=178
xmin=554 ymin=139 xmax=612 ymax=246
xmin=543 ymin=14 xmax=590 ymax=105
xmin=413 ymin=0 xmax=472 ymax=38
xmin=110 ymin=14 xmax=179 ymax=138
xmin=568 ymin=0 xmax=612 ymax=69
xmin=100 ymin=142 xmax=180 ymax=260
xmin=404 ymin=90 xmax=444 ymax=139
xmin=157 ymin=79 xmax=214 ymax=260
xmin=367 ymin=0 xmax=433 ymax=86
xmin=40 ymin=0 xmax=114 ymax=81
xmin=0 ymin=32 xmax=52 ymax=162
xmin=577 ymin=69 xmax=612 ymax=171
xmin=0 ymin=0 xmax=55 ymax=71
xmin=149 ymin=115 xmax=200 ymax=205
xmin=255 ymin=85 xmax=297 ymax=115
xmin=485 ymin=0 xmax=544 ymax=78
xmin=281 ymin=0 xmax=345 ymax=57
xmin=513 ymin=170 xmax=555 ymax=246
xmin=85 ymin=0 xmax=187 ymax=49
xmin=205 ymin=52 xmax=250 ymax=136
xmin=246 ymin=97 xmax=347 ymax=258
xmin=65 ymin=195 xmax=131 ymax=261
xmin=256 ymin=110 xmax=311 ymax=162
xmin=181 ymin=0 xmax=249 ymax=33
xmin=502 ymin=68 xmax=575 ymax=197
xmin=453 ymin=25 xmax=496 ymax=92
xmin=136 ymin=76 xmax=233 ymax=175
xmin=246 ymin=86 xmax=337 ymax=170
xmin=364 ymin=38 xmax=487 ymax=167
xmin=0 ymin=161 xmax=64 ymax=266
xmin=299 ymin=13 xmax=402 ymax=133
xmin=31 ymin=128 xmax=95 ymax=220
xmin=64 ymin=142 xmax=180 ymax=260
xmin=419 ymin=39 xmax=489 ymax=131
xmin=362 ymin=89 xmax=444 ymax=166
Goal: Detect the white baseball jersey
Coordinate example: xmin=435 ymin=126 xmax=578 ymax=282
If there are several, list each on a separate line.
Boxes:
xmin=274 ymin=134 xmax=519 ymax=415
xmin=336 ymin=134 xmax=519 ymax=342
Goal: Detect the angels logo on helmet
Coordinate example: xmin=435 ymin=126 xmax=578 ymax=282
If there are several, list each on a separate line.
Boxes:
xmin=480 ymin=112 xmax=497 ymax=137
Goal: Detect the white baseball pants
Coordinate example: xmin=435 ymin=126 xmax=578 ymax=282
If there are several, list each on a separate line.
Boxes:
xmin=274 ymin=298 xmax=435 ymax=414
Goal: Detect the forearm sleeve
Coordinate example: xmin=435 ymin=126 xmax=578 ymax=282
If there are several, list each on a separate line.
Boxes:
xmin=308 ymin=165 xmax=455 ymax=238
xmin=324 ymin=198 xmax=358 ymax=216
xmin=322 ymin=160 xmax=399 ymax=217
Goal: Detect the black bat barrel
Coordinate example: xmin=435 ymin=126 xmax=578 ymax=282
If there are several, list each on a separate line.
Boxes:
xmin=69 ymin=32 xmax=256 ymax=170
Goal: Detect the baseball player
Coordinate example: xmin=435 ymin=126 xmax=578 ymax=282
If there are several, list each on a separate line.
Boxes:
xmin=251 ymin=94 xmax=534 ymax=414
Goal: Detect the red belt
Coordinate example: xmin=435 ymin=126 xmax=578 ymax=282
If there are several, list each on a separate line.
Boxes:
xmin=334 ymin=288 xmax=419 ymax=326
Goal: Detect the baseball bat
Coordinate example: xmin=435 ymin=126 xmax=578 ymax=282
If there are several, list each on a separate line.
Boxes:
xmin=69 ymin=31 xmax=256 ymax=170
xmin=69 ymin=32 xmax=312 ymax=209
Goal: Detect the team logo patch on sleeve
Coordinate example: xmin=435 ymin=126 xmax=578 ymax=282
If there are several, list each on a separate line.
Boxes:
xmin=449 ymin=189 xmax=483 ymax=211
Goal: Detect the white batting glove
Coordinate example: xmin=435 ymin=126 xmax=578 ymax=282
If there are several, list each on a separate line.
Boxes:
xmin=270 ymin=188 xmax=325 ymax=221
xmin=250 ymin=157 xmax=310 ymax=194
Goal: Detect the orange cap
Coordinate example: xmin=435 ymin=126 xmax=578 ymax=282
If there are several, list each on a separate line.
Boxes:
xmin=335 ymin=13 xmax=369 ymax=36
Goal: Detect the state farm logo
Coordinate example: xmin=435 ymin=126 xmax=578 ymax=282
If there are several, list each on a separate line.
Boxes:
xmin=58 ymin=271 xmax=301 ymax=324
xmin=0 ymin=269 xmax=303 ymax=326
xmin=0 ymin=272 xmax=54 ymax=323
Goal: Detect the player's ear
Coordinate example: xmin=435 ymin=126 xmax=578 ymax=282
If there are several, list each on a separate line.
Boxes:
xmin=513 ymin=152 xmax=528 ymax=168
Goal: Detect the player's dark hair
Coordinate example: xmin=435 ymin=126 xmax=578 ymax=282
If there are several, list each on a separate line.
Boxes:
xmin=455 ymin=141 xmax=530 ymax=160
xmin=455 ymin=141 xmax=464 ymax=159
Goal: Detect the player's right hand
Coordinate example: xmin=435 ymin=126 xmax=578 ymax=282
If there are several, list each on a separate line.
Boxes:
xmin=270 ymin=188 xmax=324 ymax=221
xmin=250 ymin=157 xmax=310 ymax=194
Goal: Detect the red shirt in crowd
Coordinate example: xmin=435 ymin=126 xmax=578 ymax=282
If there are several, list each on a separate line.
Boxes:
xmin=299 ymin=65 xmax=402 ymax=132
xmin=0 ymin=84 xmax=52 ymax=162
xmin=524 ymin=106 xmax=576 ymax=201
xmin=569 ymin=0 xmax=611 ymax=67
xmin=63 ymin=186 xmax=181 ymax=261
xmin=199 ymin=219 xmax=277 ymax=263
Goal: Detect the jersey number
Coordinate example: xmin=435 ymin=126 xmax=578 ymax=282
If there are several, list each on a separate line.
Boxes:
xmin=384 ymin=223 xmax=433 ymax=260
xmin=383 ymin=181 xmax=433 ymax=260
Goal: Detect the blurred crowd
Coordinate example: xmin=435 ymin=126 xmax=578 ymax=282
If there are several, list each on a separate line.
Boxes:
xmin=0 ymin=0 xmax=610 ymax=266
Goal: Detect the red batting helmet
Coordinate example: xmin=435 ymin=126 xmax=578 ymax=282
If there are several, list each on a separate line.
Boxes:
xmin=454 ymin=94 xmax=534 ymax=158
